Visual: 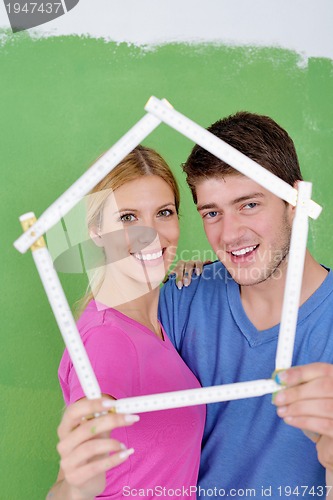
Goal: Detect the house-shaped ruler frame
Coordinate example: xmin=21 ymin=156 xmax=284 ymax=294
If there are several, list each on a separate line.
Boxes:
xmin=14 ymin=97 xmax=322 ymax=414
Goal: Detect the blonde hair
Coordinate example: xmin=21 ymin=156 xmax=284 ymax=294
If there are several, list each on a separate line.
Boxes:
xmin=74 ymin=145 xmax=180 ymax=317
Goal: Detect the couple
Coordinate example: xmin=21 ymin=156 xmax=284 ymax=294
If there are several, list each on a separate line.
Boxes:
xmin=48 ymin=112 xmax=333 ymax=499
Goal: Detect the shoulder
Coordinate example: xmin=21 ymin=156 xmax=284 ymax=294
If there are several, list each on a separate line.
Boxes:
xmin=299 ymin=268 xmax=333 ymax=360
xmin=305 ymin=267 xmax=333 ymax=315
xmin=321 ymin=267 xmax=333 ymax=294
xmin=76 ymin=301 xmax=137 ymax=353
xmin=161 ymin=261 xmax=229 ymax=299
xmin=200 ymin=260 xmax=230 ymax=284
xmin=319 ymin=268 xmax=333 ymax=307
xmin=76 ymin=299 xmax=106 ymax=334
xmin=159 ymin=261 xmax=230 ymax=325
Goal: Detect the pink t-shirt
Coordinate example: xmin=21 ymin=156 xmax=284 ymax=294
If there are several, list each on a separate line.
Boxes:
xmin=58 ymin=300 xmax=206 ymax=499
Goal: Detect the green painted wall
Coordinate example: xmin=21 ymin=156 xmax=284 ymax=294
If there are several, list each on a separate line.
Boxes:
xmin=1 ymin=32 xmax=332 ymax=498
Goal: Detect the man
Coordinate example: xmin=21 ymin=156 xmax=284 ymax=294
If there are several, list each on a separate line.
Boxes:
xmin=159 ymin=112 xmax=333 ymax=498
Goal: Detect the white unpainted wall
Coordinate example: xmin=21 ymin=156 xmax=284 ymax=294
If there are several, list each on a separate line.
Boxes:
xmin=0 ymin=0 xmax=332 ymax=61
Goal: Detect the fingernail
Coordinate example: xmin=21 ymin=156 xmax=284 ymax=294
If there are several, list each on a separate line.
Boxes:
xmin=177 ymin=281 xmax=183 ymax=290
xmin=195 ymin=268 xmax=201 ymax=276
xmin=277 ymin=406 xmax=287 ymax=416
xmin=124 ymin=414 xmax=140 ymax=423
xmin=274 ymin=370 xmax=288 ymax=385
xmin=119 ymin=448 xmax=135 ymax=459
xmin=102 ymin=399 xmax=116 ymax=408
xmin=183 ymin=278 xmax=190 ymax=287
xmin=120 ymin=442 xmax=127 ymax=450
xmin=284 ymin=416 xmax=294 ymax=423
xmin=271 ymin=391 xmax=278 ymax=404
xmin=94 ymin=410 xmax=108 ymax=417
xmin=274 ymin=392 xmax=286 ymax=404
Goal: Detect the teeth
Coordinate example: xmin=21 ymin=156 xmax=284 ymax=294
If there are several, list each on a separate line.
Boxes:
xmin=231 ymin=245 xmax=257 ymax=256
xmin=133 ymin=250 xmax=163 ymax=261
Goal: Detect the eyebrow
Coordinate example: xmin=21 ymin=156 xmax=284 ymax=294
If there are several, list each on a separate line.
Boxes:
xmin=197 ymin=192 xmax=265 ymax=212
xmin=113 ymin=202 xmax=176 ymax=215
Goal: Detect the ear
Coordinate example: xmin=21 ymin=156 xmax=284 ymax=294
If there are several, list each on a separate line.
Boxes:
xmin=293 ymin=179 xmax=301 ymax=190
xmin=89 ymin=226 xmax=105 ymax=248
xmin=290 ymin=179 xmax=302 ymax=218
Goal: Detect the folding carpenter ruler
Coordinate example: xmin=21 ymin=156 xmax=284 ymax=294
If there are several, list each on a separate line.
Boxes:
xmin=16 ymin=97 xmax=320 ymax=412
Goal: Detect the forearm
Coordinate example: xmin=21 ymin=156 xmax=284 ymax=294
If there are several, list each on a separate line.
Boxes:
xmin=326 ymin=469 xmax=333 ymax=499
xmin=49 ymin=398 xmax=137 ymax=500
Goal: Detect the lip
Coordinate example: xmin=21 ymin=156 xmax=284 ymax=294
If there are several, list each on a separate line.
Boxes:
xmin=130 ymin=248 xmax=166 ymax=267
xmin=134 ymin=248 xmax=164 ymax=256
xmin=227 ymin=244 xmax=259 ymax=264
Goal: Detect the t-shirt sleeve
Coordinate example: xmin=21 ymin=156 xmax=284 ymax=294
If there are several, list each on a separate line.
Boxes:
xmin=159 ymin=277 xmax=189 ymax=352
xmin=67 ymin=325 xmax=137 ymax=404
xmin=159 ymin=278 xmax=179 ymax=350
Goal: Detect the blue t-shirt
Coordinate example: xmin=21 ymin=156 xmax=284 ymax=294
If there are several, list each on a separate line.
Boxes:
xmin=159 ymin=261 xmax=333 ymax=499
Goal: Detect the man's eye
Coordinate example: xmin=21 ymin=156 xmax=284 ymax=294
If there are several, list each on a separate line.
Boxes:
xmin=244 ymin=203 xmax=258 ymax=209
xmin=206 ymin=211 xmax=218 ymax=218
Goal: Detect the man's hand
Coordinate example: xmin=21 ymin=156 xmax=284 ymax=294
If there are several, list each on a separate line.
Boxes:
xmin=273 ymin=363 xmax=333 ymax=471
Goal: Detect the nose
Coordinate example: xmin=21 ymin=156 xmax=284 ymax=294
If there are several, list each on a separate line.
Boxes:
xmin=219 ymin=213 xmax=246 ymax=246
xmin=137 ymin=226 xmax=157 ymax=245
xmin=128 ymin=225 xmax=159 ymax=253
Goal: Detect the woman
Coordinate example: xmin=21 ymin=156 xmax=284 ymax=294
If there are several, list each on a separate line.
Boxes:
xmin=48 ymin=146 xmax=206 ymax=499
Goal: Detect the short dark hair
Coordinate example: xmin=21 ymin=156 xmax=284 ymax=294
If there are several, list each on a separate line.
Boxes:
xmin=183 ymin=111 xmax=303 ymax=203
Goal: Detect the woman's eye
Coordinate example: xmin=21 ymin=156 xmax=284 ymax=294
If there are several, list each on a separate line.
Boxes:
xmin=120 ymin=214 xmax=136 ymax=222
xmin=158 ymin=209 xmax=173 ymax=217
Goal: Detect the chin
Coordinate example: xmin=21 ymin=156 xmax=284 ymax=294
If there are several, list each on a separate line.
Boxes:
xmin=233 ymin=266 xmax=283 ymax=287
xmin=136 ymin=267 xmax=166 ymax=288
xmin=227 ymin=266 xmax=265 ymax=286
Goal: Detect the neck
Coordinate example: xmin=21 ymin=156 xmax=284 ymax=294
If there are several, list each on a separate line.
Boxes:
xmin=240 ymin=250 xmax=327 ymax=330
xmin=94 ymin=267 xmax=162 ymax=337
xmin=114 ymin=289 xmax=161 ymax=334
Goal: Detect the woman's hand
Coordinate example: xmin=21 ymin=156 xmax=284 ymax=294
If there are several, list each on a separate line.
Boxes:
xmin=48 ymin=397 xmax=139 ymax=500
xmin=164 ymin=260 xmax=212 ymax=289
